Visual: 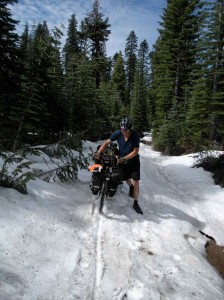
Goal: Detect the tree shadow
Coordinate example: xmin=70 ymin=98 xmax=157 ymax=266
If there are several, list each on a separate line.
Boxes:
xmin=103 ymin=193 xmax=206 ymax=231
xmin=145 ymin=201 xmax=206 ymax=229
xmin=0 ymin=267 xmax=26 ymax=299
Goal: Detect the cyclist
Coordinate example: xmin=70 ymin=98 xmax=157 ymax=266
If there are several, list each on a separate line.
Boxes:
xmin=96 ymin=117 xmax=143 ymax=214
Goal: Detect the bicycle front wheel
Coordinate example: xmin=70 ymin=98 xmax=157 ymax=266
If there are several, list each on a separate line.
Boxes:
xmin=99 ymin=181 xmax=108 ymax=213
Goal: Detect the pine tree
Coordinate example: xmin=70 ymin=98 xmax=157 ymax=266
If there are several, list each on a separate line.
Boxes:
xmin=111 ymin=51 xmax=126 ymax=107
xmin=64 ymin=54 xmax=98 ymax=138
xmin=0 ymin=0 xmax=21 ymax=149
xmin=62 ymin=14 xmax=81 ymax=70
xmin=186 ymin=76 xmax=211 ymax=150
xmin=130 ymin=40 xmax=149 ymax=133
xmin=186 ymin=0 xmax=224 ymax=150
xmin=185 ymin=1 xmax=212 ymax=150
xmin=72 ymin=58 xmax=97 ymax=135
xmin=79 ymin=20 xmax=89 ymax=56
xmin=9 ymin=21 xmax=65 ymax=149
xmin=9 ymin=23 xmax=48 ymax=149
xmin=151 ymin=0 xmax=201 ymax=154
xmin=208 ymin=0 xmax=224 ymax=146
xmin=124 ymin=31 xmax=138 ymax=108
xmin=147 ymin=50 xmax=156 ymax=128
xmin=83 ymin=0 xmax=111 ymax=88
xmin=45 ymin=25 xmax=66 ymax=138
xmin=97 ymin=81 xmax=118 ymax=135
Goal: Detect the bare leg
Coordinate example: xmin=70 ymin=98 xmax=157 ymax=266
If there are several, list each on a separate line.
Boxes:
xmin=132 ymin=180 xmax=139 ymax=201
xmin=126 ymin=179 xmax=139 ymax=201
xmin=132 ymin=180 xmax=142 ymax=214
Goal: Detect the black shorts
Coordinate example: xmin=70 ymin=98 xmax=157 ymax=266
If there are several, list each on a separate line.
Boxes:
xmin=121 ymin=156 xmax=140 ymax=181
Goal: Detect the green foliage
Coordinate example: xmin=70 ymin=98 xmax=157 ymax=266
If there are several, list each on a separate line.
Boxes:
xmin=83 ymin=0 xmax=111 ymax=88
xmin=0 ymin=152 xmax=35 ymax=193
xmin=112 ymin=52 xmax=126 ymax=105
xmin=0 ymin=0 xmax=21 ymax=148
xmin=1 ymin=0 xmax=224 ymax=157
xmin=0 ymin=130 xmax=90 ymax=192
xmin=64 ymin=55 xmax=99 ymax=138
xmin=0 ymin=0 xmax=21 ymax=96
xmin=151 ymin=0 xmax=201 ymax=154
xmin=35 ymin=135 xmax=89 ymax=183
xmin=5 ymin=21 xmax=67 ymax=150
xmin=63 ymin=14 xmax=80 ymax=69
xmin=194 ymin=152 xmax=224 ymax=187
xmin=153 ymin=119 xmax=183 ymax=155
xmin=186 ymin=76 xmax=211 ymax=150
xmin=207 ymin=0 xmax=224 ymax=145
xmin=130 ymin=40 xmax=150 ymax=133
xmin=125 ymin=31 xmax=138 ymax=107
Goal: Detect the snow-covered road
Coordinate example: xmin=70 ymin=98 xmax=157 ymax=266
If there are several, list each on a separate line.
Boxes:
xmin=0 ymin=141 xmax=224 ymax=299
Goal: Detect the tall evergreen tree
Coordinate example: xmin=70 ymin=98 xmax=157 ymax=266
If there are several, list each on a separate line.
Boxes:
xmin=0 ymin=0 xmax=21 ymax=148
xmin=151 ymin=0 xmax=201 ymax=154
xmin=97 ymin=81 xmax=118 ymax=135
xmin=147 ymin=50 xmax=156 ymax=128
xmin=186 ymin=77 xmax=211 ymax=150
xmin=64 ymin=54 xmax=99 ymax=139
xmin=130 ymin=40 xmax=149 ymax=133
xmin=83 ymin=0 xmax=111 ymax=88
xmin=186 ymin=0 xmax=224 ymax=150
xmin=208 ymin=0 xmax=224 ymax=146
xmin=8 ymin=22 xmax=46 ymax=149
xmin=63 ymin=14 xmax=81 ymax=70
xmin=111 ymin=51 xmax=126 ymax=107
xmin=124 ymin=31 xmax=138 ymax=108
xmin=185 ymin=1 xmax=212 ymax=149
xmin=9 ymin=21 xmax=65 ymax=149
xmin=46 ymin=25 xmax=66 ymax=137
xmin=72 ymin=58 xmax=97 ymax=135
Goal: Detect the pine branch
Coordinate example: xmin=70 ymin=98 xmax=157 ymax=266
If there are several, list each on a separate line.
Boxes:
xmin=0 ymin=174 xmax=28 ymax=194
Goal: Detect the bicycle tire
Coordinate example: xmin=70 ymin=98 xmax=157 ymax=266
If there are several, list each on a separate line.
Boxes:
xmin=99 ymin=180 xmax=108 ymax=213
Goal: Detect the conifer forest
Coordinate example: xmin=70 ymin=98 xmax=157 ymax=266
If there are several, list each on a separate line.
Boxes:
xmin=1 ymin=0 xmax=224 ymax=155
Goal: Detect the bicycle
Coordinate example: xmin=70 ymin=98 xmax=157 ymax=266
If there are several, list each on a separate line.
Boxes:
xmin=89 ymin=143 xmax=123 ymax=213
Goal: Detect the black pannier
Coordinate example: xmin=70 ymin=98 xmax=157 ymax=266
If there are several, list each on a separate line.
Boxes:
xmin=90 ymin=167 xmax=102 ymax=195
xmin=90 ymin=142 xmax=122 ymax=197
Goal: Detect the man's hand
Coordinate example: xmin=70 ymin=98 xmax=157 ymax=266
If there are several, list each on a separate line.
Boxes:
xmin=93 ymin=152 xmax=101 ymax=160
xmin=117 ymin=157 xmax=127 ymax=164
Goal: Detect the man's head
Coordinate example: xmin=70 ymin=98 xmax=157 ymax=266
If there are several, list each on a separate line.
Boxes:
xmin=120 ymin=117 xmax=132 ymax=132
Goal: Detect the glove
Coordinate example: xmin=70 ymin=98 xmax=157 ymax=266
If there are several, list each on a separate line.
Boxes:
xmin=93 ymin=152 xmax=101 ymax=160
xmin=117 ymin=157 xmax=127 ymax=164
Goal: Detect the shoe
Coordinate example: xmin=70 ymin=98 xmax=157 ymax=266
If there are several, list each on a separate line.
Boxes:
xmin=133 ymin=201 xmax=143 ymax=214
xmin=128 ymin=184 xmax=134 ymax=198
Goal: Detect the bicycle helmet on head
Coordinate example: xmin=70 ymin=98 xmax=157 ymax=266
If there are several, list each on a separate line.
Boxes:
xmin=120 ymin=117 xmax=132 ymax=130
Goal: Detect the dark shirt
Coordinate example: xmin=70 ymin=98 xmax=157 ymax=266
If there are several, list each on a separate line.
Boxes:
xmin=110 ymin=130 xmax=140 ymax=163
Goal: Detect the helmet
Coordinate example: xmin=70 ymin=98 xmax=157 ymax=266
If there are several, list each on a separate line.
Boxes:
xmin=120 ymin=117 xmax=132 ymax=130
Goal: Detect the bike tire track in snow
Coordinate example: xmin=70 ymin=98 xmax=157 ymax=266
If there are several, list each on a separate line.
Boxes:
xmin=91 ymin=197 xmax=109 ymax=300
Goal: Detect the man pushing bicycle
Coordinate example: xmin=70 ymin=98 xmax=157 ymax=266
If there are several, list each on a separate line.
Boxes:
xmin=95 ymin=117 xmax=143 ymax=214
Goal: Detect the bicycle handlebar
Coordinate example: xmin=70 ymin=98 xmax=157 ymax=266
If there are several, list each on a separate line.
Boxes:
xmin=93 ymin=152 xmax=127 ymax=166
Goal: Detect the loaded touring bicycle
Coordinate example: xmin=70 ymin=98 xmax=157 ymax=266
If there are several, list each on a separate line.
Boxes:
xmin=89 ymin=143 xmax=124 ymax=212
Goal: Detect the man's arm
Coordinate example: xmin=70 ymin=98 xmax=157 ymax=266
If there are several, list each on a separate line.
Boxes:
xmin=117 ymin=147 xmax=139 ymax=164
xmin=123 ymin=147 xmax=139 ymax=160
xmin=97 ymin=139 xmax=111 ymax=154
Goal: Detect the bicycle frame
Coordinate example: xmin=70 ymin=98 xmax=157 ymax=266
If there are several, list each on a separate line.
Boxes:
xmin=89 ymin=143 xmax=123 ymax=213
xmin=98 ymin=154 xmax=118 ymax=212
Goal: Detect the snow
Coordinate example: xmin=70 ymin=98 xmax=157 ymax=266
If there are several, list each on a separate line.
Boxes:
xmin=0 ymin=135 xmax=224 ymax=300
